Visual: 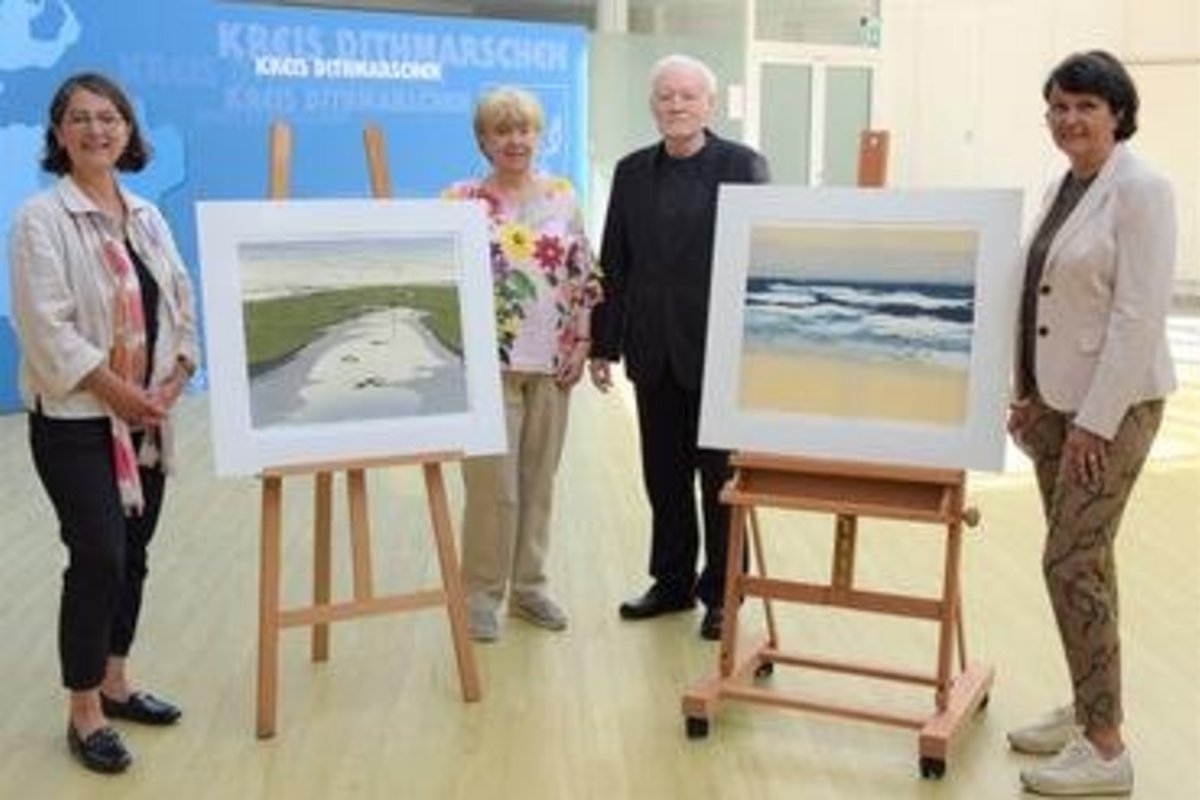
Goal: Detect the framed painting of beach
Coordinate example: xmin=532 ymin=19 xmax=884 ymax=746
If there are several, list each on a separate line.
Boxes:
xmin=699 ymin=185 xmax=1023 ymax=471
xmin=196 ymin=199 xmax=504 ymax=476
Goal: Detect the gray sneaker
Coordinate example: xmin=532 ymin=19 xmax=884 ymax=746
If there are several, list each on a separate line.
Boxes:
xmin=510 ymin=593 xmax=568 ymax=631
xmin=466 ymin=603 xmax=499 ymax=643
xmin=1008 ymin=704 xmax=1077 ymax=755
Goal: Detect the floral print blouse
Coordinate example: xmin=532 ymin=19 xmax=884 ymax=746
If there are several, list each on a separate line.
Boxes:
xmin=444 ymin=175 xmax=602 ymax=373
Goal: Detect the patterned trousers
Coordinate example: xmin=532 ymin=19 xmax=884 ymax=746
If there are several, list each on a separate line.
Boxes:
xmin=1021 ymin=396 xmax=1164 ymax=729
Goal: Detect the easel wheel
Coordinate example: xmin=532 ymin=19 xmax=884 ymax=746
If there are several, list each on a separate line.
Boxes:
xmin=919 ymin=756 xmax=947 ymax=779
xmin=685 ymin=716 xmax=710 ymax=739
xmin=753 ymin=661 xmax=775 ymax=680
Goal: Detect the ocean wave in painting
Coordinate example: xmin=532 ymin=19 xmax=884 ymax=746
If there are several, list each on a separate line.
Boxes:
xmin=743 ymin=277 xmax=975 ymax=369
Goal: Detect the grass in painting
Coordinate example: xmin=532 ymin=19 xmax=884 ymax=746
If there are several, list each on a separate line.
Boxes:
xmin=243 ymin=284 xmax=461 ymax=372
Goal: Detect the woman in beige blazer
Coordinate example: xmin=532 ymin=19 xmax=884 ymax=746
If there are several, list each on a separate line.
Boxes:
xmin=9 ymin=73 xmax=197 ymax=775
xmin=1006 ymin=51 xmax=1176 ymax=797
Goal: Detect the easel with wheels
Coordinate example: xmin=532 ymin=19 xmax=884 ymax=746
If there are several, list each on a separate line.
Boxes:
xmin=254 ymin=121 xmax=480 ymax=739
xmin=681 ymin=453 xmax=992 ymax=778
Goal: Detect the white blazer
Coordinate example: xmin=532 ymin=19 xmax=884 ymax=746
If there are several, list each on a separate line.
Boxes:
xmin=1024 ymin=144 xmax=1177 ymax=439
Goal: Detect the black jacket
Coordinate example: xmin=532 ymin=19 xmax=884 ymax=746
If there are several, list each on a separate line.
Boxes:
xmin=592 ymin=130 xmax=769 ymax=389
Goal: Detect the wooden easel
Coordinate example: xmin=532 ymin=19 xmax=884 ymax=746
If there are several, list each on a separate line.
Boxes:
xmin=255 ymin=121 xmax=480 ymax=739
xmin=681 ymin=453 xmax=992 ymax=778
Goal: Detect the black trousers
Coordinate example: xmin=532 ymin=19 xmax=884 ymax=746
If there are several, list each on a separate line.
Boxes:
xmin=632 ymin=368 xmax=732 ymax=607
xmin=29 ymin=413 xmax=166 ymax=691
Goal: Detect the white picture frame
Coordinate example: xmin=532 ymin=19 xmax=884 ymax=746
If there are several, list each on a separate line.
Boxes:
xmin=196 ymin=199 xmax=504 ymax=476
xmin=699 ymin=185 xmax=1024 ymax=472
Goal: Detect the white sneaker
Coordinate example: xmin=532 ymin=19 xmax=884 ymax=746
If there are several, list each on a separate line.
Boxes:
xmin=1020 ymin=734 xmax=1133 ymax=796
xmin=1008 ymin=704 xmax=1078 ymax=755
xmin=466 ymin=603 xmax=499 ymax=643
xmin=510 ymin=593 xmax=568 ymax=631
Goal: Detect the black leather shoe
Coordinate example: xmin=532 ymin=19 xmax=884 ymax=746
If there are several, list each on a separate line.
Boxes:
xmin=699 ymin=606 xmax=724 ymax=641
xmin=619 ymin=584 xmax=695 ymax=620
xmin=67 ymin=724 xmax=132 ymax=774
xmin=100 ymin=691 xmax=182 ymax=726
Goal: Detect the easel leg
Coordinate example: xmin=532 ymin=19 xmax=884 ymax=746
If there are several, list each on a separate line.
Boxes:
xmin=747 ymin=508 xmax=778 ymax=649
xmin=257 ymin=475 xmax=283 ymax=739
xmin=955 ymin=590 xmax=967 ymax=672
xmin=423 ymin=463 xmax=481 ymax=702
xmin=346 ymin=468 xmax=375 ymax=601
xmin=312 ymin=471 xmax=332 ymax=662
xmin=935 ymin=519 xmax=965 ymax=712
xmin=832 ymin=514 xmax=858 ymax=592
xmin=718 ymin=504 xmax=749 ymax=678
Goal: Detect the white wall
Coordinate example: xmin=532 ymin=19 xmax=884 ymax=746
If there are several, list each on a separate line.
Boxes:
xmin=878 ymin=0 xmax=1199 ymax=295
xmin=1124 ymin=0 xmax=1200 ymax=296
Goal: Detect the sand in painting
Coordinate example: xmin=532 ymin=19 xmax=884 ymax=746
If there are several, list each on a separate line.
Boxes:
xmin=739 ymin=348 xmax=968 ymax=424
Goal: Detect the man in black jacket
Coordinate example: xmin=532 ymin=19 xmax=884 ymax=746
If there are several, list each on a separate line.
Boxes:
xmin=589 ymin=54 xmax=769 ymax=640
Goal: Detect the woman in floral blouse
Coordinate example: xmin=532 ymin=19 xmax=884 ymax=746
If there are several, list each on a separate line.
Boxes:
xmin=444 ymin=87 xmax=602 ymax=642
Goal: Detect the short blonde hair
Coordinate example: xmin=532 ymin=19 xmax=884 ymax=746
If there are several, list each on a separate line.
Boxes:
xmin=473 ymin=86 xmax=544 ymax=146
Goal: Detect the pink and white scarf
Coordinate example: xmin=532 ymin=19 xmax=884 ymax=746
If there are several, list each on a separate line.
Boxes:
xmin=101 ymin=237 xmax=150 ymax=515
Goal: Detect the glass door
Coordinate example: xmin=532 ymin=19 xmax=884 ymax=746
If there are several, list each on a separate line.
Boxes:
xmin=748 ymin=47 xmax=877 ymax=186
xmin=758 ymin=62 xmax=813 ymax=185
xmin=822 ymin=65 xmax=872 ymax=185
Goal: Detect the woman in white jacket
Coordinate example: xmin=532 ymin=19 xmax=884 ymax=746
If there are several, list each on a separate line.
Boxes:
xmin=9 ymin=73 xmax=198 ymax=774
xmin=1006 ymin=50 xmax=1176 ymax=797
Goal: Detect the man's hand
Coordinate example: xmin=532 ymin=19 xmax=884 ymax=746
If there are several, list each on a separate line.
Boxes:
xmin=588 ymin=358 xmax=612 ymax=392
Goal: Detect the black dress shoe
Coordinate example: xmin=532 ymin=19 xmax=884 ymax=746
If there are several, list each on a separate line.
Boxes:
xmin=619 ymin=584 xmax=695 ymax=620
xmin=100 ymin=691 xmax=182 ymax=726
xmin=699 ymin=606 xmax=724 ymax=641
xmin=67 ymin=724 xmax=132 ymax=774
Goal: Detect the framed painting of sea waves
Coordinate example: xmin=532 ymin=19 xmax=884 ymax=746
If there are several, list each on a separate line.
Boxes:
xmin=699 ymin=186 xmax=1023 ymax=471
xmin=197 ymin=199 xmax=504 ymax=476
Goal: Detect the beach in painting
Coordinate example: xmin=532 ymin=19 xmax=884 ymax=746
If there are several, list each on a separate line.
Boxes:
xmin=238 ymin=236 xmax=467 ymax=428
xmin=738 ymin=223 xmax=978 ymax=425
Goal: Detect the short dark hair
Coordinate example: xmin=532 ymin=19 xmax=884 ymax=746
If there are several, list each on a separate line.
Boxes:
xmin=40 ymin=72 xmax=151 ymax=175
xmin=1042 ymin=50 xmax=1139 ymax=141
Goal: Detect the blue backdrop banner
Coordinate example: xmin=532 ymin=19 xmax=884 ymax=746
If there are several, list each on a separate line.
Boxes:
xmin=0 ymin=0 xmax=588 ymax=410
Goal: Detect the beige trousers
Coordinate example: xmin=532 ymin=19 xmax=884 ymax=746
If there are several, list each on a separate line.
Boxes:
xmin=461 ymin=372 xmax=570 ymax=608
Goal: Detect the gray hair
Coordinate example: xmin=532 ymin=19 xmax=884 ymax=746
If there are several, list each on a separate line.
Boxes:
xmin=649 ymin=54 xmax=718 ymax=99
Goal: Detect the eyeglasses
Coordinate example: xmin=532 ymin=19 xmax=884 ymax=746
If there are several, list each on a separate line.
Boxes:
xmin=1044 ymin=99 xmax=1110 ymax=124
xmin=63 ymin=112 xmax=126 ymax=130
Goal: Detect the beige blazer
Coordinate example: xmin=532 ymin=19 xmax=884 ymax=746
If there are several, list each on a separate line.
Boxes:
xmin=1024 ymin=144 xmax=1176 ymax=439
xmin=8 ymin=176 xmax=200 ymax=419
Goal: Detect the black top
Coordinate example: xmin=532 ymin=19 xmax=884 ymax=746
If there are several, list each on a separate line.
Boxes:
xmin=652 ymin=150 xmax=711 ymax=272
xmin=1017 ymin=171 xmax=1096 ymax=397
xmin=126 ymin=240 xmax=160 ymax=388
xmin=593 ymin=130 xmax=770 ymax=389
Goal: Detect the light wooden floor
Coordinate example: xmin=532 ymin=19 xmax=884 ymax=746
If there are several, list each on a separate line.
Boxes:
xmin=0 ymin=363 xmax=1197 ymax=799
